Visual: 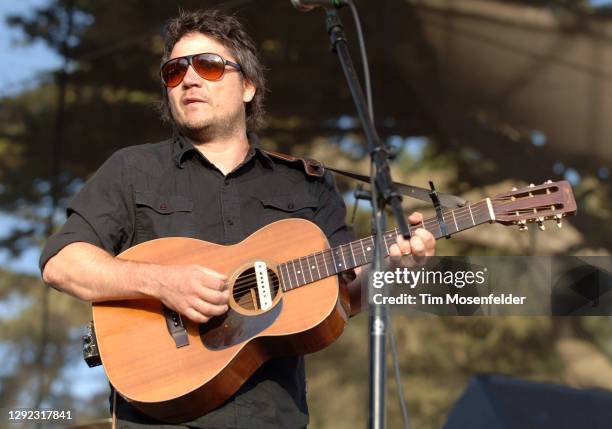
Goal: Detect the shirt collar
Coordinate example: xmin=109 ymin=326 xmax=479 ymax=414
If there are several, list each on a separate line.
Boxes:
xmin=172 ymin=132 xmax=274 ymax=169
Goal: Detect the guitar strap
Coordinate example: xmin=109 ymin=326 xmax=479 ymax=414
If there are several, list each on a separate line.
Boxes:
xmin=263 ymin=150 xmax=467 ymax=208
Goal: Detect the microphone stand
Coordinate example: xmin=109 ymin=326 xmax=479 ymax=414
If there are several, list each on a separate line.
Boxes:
xmin=323 ymin=8 xmax=411 ymax=429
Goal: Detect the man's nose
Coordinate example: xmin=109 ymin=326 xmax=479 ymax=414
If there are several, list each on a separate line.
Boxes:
xmin=181 ymin=64 xmax=203 ymax=87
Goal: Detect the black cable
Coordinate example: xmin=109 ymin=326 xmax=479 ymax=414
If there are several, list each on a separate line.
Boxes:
xmin=347 ymin=0 xmax=374 ymax=122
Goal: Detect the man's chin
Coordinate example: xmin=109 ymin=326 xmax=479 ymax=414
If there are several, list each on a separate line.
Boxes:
xmin=173 ymin=110 xmax=245 ymax=141
xmin=177 ymin=120 xmax=211 ymax=135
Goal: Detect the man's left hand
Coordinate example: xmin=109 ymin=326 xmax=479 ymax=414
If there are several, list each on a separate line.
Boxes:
xmin=388 ymin=212 xmax=436 ymax=258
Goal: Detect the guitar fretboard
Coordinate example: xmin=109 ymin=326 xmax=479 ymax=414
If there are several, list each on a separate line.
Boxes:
xmin=277 ymin=199 xmax=493 ymax=291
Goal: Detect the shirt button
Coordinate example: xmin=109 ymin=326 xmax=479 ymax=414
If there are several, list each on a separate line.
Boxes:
xmin=288 ymin=202 xmax=294 ymax=209
xmin=227 ymin=219 xmax=234 ymax=225
xmin=224 ymin=178 xmax=230 ymax=185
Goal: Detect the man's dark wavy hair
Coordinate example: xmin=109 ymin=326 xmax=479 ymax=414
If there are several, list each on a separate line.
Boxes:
xmin=157 ymin=9 xmax=266 ymax=131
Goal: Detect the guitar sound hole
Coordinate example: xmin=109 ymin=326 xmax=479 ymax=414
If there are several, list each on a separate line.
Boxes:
xmin=232 ymin=267 xmax=280 ymax=312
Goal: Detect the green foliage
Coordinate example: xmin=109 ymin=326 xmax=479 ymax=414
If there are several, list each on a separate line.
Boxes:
xmin=0 ymin=270 xmax=96 ymax=416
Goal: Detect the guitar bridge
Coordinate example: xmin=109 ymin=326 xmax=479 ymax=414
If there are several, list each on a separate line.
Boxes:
xmin=163 ymin=306 xmax=190 ymax=348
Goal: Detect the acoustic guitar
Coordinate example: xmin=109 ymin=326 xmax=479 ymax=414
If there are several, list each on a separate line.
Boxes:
xmin=91 ymin=180 xmax=576 ymax=422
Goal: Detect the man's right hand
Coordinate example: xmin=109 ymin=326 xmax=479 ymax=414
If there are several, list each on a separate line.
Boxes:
xmin=153 ymin=265 xmax=230 ymax=324
xmin=42 ymin=242 xmax=230 ymax=324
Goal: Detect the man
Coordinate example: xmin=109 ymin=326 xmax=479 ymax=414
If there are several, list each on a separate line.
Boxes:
xmin=40 ymin=9 xmax=435 ymax=428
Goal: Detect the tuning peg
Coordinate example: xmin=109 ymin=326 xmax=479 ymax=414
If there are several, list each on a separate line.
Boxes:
xmin=529 ymin=183 xmax=535 ymax=187
xmin=518 ymin=220 xmax=528 ymax=231
xmin=511 ymin=187 xmax=518 ymax=191
xmin=545 ymin=179 xmax=552 ymax=184
xmin=555 ymin=214 xmax=563 ymax=228
xmin=537 ymin=220 xmax=545 ymax=231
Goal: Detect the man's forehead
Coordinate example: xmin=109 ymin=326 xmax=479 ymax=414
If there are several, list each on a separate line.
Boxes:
xmin=170 ymin=32 xmax=233 ymax=59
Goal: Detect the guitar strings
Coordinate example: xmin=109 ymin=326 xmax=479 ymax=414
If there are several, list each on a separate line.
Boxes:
xmin=230 ymin=196 xmax=557 ymax=294
xmin=243 ymin=202 xmax=493 ymax=289
xmin=231 ymin=201 xmax=494 ymax=294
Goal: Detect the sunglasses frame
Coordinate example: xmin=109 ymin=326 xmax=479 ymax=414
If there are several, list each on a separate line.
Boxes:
xmin=160 ymin=52 xmax=242 ymax=87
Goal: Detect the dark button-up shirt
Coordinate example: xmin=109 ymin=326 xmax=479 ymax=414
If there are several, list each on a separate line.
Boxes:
xmin=40 ymin=133 xmax=353 ymax=429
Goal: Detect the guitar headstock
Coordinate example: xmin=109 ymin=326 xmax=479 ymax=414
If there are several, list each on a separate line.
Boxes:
xmin=491 ymin=180 xmax=577 ymax=230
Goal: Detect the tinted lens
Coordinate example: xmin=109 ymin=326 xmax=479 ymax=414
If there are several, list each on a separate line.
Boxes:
xmin=161 ymin=58 xmax=188 ymax=87
xmin=192 ymin=54 xmax=225 ymax=81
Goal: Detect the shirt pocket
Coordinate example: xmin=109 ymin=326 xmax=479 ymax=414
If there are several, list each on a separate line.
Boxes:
xmin=259 ymin=194 xmax=319 ymax=224
xmin=134 ymin=191 xmax=195 ymax=242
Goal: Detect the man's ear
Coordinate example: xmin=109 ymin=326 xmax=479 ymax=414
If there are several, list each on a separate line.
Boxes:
xmin=243 ymin=79 xmax=256 ymax=103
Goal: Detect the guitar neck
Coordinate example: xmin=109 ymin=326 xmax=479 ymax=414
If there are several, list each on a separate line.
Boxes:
xmin=278 ymin=199 xmax=495 ymax=291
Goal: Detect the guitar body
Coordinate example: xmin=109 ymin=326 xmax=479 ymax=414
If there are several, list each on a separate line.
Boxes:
xmin=92 ymin=219 xmax=350 ymax=423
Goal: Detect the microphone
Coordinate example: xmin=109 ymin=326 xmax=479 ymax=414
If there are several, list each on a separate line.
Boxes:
xmin=290 ymin=0 xmax=347 ymax=12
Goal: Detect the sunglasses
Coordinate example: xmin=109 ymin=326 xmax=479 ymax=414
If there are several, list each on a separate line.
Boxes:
xmin=160 ymin=52 xmax=242 ymax=87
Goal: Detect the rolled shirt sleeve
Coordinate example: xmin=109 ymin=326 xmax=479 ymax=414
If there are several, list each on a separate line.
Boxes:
xmin=39 ymin=149 xmax=134 ymax=273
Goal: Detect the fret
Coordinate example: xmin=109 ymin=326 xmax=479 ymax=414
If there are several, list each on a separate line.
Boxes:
xmin=297 ymin=258 xmax=306 ymax=285
xmin=365 ymin=237 xmax=374 ymax=259
xmin=443 ymin=211 xmax=456 ymax=235
xmin=359 ymin=239 xmax=367 ymax=265
xmin=339 ymin=245 xmax=347 ymax=270
xmin=457 ymin=207 xmax=473 ymax=231
xmin=282 ymin=263 xmax=293 ymax=290
xmin=355 ymin=240 xmax=363 ymax=264
xmin=363 ymin=239 xmax=371 ymax=264
xmin=451 ymin=209 xmax=458 ymax=232
xmin=314 ymin=253 xmax=323 ymax=279
xmin=308 ymin=254 xmax=320 ymax=282
xmin=320 ymin=250 xmax=330 ymax=277
xmin=383 ymin=233 xmax=390 ymax=255
xmin=331 ymin=246 xmax=340 ymax=269
xmin=329 ymin=246 xmax=337 ymax=273
xmin=300 ymin=257 xmax=312 ymax=284
xmin=316 ymin=250 xmax=326 ymax=277
xmin=306 ymin=256 xmax=314 ymax=283
xmin=385 ymin=231 xmax=396 ymax=257
xmin=349 ymin=242 xmax=357 ymax=267
xmin=290 ymin=259 xmax=301 ymax=287
xmin=330 ymin=249 xmax=339 ymax=273
xmin=467 ymin=204 xmax=476 ymax=225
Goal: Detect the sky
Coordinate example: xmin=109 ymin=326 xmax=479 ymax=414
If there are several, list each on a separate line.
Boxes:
xmin=0 ymin=0 xmax=108 ymax=406
xmin=0 ymin=0 xmax=63 ymax=98
xmin=0 ymin=0 xmax=62 ymax=274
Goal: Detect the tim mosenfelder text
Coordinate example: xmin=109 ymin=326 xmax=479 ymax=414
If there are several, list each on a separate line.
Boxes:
xmin=371 ymin=267 xmax=527 ymax=306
